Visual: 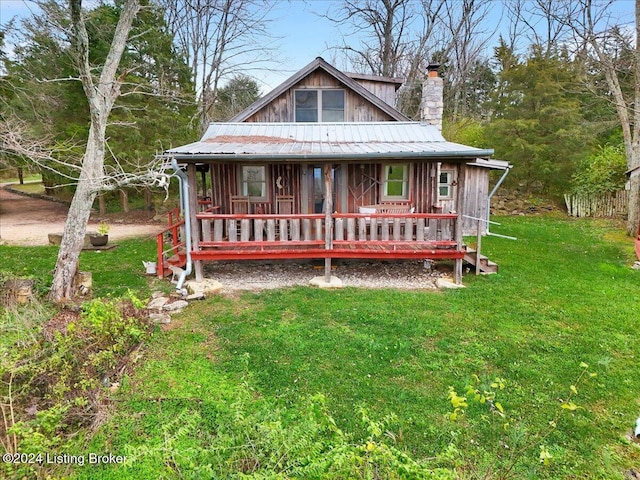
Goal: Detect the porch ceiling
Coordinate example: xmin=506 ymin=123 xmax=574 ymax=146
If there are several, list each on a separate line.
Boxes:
xmin=163 ymin=122 xmax=494 ymax=162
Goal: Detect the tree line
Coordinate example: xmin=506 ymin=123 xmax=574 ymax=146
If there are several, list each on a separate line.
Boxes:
xmin=0 ymin=0 xmax=637 ymax=300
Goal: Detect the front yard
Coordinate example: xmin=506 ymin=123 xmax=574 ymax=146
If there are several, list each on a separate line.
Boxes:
xmin=2 ymin=215 xmax=639 ymax=478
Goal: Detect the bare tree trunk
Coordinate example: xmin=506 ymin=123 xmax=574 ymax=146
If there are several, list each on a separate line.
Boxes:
xmin=49 ymin=0 xmax=140 ymax=302
xmin=628 ymin=0 xmax=640 ymax=235
xmin=120 ymin=188 xmax=130 ymax=213
xmin=98 ymin=193 xmax=106 ymax=215
xmin=50 ymin=123 xmax=105 ymax=299
xmin=144 ymin=187 xmax=152 ymax=212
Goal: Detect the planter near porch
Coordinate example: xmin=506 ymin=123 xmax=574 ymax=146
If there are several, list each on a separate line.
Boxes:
xmin=89 ymin=234 xmax=109 ymax=247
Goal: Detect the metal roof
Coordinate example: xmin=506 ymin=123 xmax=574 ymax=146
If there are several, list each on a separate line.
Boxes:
xmin=468 ymin=158 xmax=512 ymax=170
xmin=164 ymin=122 xmax=494 ymax=162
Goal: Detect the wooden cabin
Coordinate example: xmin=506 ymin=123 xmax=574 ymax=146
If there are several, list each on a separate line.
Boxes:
xmin=158 ymin=58 xmax=497 ymax=286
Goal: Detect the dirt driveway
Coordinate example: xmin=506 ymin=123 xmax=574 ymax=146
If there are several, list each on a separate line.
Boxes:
xmin=0 ymin=184 xmax=163 ymax=246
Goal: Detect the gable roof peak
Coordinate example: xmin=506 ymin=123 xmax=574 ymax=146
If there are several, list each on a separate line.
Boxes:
xmin=230 ymin=57 xmax=410 ymax=122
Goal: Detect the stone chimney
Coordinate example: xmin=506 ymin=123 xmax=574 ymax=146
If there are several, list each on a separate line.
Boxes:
xmin=420 ymin=63 xmax=443 ymax=131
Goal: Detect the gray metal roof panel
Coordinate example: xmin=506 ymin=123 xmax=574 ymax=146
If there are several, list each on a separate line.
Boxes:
xmin=164 ymin=122 xmax=494 ymax=159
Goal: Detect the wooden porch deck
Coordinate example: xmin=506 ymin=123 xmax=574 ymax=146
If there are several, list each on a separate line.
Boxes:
xmin=157 ymin=210 xmax=465 ymax=279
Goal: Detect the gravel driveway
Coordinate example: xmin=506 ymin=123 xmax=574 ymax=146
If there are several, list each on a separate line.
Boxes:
xmin=0 ymin=184 xmax=162 ymax=246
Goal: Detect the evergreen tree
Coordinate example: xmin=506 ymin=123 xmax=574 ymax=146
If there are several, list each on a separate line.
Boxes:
xmin=484 ymin=45 xmax=591 ymax=194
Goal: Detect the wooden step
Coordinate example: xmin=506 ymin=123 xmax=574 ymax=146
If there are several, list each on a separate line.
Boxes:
xmin=166 ymin=253 xmax=187 ymax=267
xmin=464 ymin=249 xmax=498 ymax=274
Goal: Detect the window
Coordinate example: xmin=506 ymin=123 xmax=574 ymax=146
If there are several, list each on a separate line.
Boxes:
xmin=382 ymin=164 xmax=409 ymax=199
xmin=241 ymin=166 xmax=267 ymax=199
xmin=438 ymin=170 xmax=454 ymax=198
xmin=295 ymin=89 xmax=345 ymax=122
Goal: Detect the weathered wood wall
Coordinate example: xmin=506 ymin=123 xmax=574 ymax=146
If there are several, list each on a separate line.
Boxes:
xmin=207 ymin=163 xmax=301 ymax=214
xmin=244 ymin=70 xmax=397 ymax=123
xmin=438 ymin=163 xmax=489 ymax=235
xmin=206 ymin=161 xmax=441 ymax=216
xmin=351 ymin=78 xmax=398 ymax=107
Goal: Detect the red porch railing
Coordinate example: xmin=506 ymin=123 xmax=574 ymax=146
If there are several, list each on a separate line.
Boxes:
xmin=156 ymin=210 xmax=464 ymax=277
xmin=156 ymin=208 xmax=186 ymax=279
xmin=189 ymin=212 xmax=463 ymax=261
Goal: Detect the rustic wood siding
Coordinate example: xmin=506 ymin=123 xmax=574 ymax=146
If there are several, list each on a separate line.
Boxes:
xmin=462 ymin=166 xmax=489 ymax=234
xmin=352 ymin=79 xmax=397 ymax=107
xmin=244 ymin=70 xmax=396 ymax=122
xmin=347 ymin=164 xmax=381 ymax=211
xmin=207 ymin=160 xmax=442 ymax=218
xmin=208 ymin=163 xmax=301 ymax=214
xmin=438 ymin=163 xmax=489 ymax=235
xmin=345 ymin=162 xmax=435 ymax=213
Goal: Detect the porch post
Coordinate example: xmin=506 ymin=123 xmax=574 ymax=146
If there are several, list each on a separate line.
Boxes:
xmin=454 ymin=162 xmax=467 ymax=284
xmin=187 ymin=164 xmax=204 ymax=282
xmin=324 ymin=163 xmax=333 ymax=283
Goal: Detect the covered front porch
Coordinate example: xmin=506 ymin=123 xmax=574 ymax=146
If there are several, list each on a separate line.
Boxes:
xmin=159 ymin=122 xmax=495 ymax=288
xmin=157 ymin=162 xmax=467 ymax=286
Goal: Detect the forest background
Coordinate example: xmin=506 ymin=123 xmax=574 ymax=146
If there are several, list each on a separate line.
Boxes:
xmin=0 ymin=0 xmax=634 ymax=217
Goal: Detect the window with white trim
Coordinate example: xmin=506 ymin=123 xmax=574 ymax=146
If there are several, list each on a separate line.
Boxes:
xmin=295 ymin=89 xmax=345 ymax=122
xmin=382 ymin=164 xmax=409 ymax=199
xmin=438 ymin=170 xmax=454 ymax=198
xmin=241 ymin=165 xmax=267 ymax=199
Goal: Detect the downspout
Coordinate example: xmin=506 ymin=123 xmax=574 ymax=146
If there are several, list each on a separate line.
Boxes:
xmin=171 ymin=158 xmax=193 ymax=292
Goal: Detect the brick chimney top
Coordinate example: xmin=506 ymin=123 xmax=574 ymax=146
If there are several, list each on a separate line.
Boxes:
xmin=426 ymin=63 xmax=441 ymax=78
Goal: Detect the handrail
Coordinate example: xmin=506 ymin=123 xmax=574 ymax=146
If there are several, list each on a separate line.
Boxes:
xmin=195 ymin=212 xmax=458 ymax=220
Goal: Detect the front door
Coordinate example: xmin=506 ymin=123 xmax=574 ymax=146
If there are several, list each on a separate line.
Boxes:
xmin=310 ymin=166 xmax=338 ymax=213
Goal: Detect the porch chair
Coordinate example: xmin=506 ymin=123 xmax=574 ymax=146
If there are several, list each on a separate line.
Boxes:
xmin=275 ymin=195 xmax=295 ymax=240
xmin=230 ymin=195 xmax=250 ymax=214
xmin=276 ymin=195 xmax=294 ymax=214
xmin=229 ymin=195 xmax=251 ymax=240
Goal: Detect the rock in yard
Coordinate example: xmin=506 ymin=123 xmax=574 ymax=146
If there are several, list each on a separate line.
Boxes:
xmin=163 ymin=300 xmax=189 ymax=312
xmin=147 ymin=296 xmax=169 ymax=310
xmin=184 ymin=279 xmax=223 ymax=296
xmin=149 ymin=312 xmax=171 ymax=324
xmin=436 ymin=277 xmax=465 ymax=289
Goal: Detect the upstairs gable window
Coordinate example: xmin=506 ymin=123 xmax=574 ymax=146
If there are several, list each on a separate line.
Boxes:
xmin=295 ymin=89 xmax=345 ymax=122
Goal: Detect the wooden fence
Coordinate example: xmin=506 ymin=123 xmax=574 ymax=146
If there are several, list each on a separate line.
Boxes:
xmin=564 ymin=190 xmax=628 ymax=218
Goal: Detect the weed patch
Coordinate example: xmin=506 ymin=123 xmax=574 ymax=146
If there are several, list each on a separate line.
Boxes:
xmin=0 ymin=294 xmax=153 ymax=479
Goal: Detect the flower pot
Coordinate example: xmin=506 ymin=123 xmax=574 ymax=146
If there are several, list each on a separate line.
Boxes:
xmin=90 ymin=234 xmax=108 ymax=247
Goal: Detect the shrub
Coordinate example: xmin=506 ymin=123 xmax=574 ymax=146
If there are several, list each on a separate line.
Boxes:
xmin=0 ymin=295 xmax=152 ymax=478
xmin=571 ymin=144 xmax=627 ymax=194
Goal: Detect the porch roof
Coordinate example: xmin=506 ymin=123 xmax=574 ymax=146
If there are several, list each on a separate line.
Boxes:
xmin=163 ymin=122 xmax=494 ymax=162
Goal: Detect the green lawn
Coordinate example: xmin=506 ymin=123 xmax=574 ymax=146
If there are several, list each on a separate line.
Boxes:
xmin=4 ymin=216 xmax=640 ymax=478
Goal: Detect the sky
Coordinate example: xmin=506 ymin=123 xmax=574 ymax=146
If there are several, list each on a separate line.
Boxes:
xmin=1 ymin=0 xmax=637 ymax=94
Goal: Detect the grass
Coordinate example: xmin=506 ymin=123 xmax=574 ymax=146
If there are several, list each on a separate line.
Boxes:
xmin=6 ymin=182 xmax=46 ymax=195
xmin=0 ymin=238 xmax=159 ymax=298
xmin=3 ymin=215 xmax=640 ymax=478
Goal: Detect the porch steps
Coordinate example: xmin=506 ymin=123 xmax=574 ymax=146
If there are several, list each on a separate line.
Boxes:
xmin=463 ymin=249 xmax=498 ymax=274
xmin=162 ymin=252 xmax=187 ymax=278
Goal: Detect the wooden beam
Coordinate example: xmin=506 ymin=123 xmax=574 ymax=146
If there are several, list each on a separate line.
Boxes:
xmin=187 ymin=164 xmax=203 ymax=282
xmin=454 ymin=162 xmax=466 ymax=284
xmin=324 ymin=163 xmax=333 ymax=283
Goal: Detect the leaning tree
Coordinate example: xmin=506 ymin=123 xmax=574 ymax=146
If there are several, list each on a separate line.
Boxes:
xmin=52 ymin=0 xmax=141 ymax=302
